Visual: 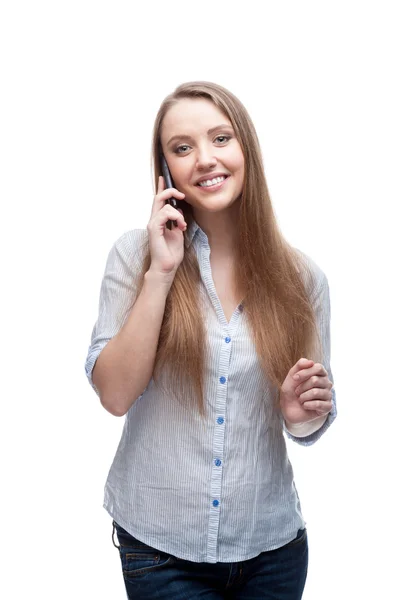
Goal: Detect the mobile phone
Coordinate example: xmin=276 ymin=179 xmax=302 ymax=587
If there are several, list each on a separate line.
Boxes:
xmin=160 ymin=153 xmax=178 ymax=230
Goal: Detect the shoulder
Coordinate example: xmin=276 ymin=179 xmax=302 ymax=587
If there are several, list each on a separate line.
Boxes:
xmin=105 ymin=229 xmax=149 ymax=276
xmin=113 ymin=228 xmax=148 ymax=254
xmin=291 ymin=247 xmax=329 ymax=301
xmin=112 ymin=228 xmax=149 ymax=261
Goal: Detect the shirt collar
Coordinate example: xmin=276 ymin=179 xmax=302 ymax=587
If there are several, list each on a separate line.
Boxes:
xmin=185 ymin=219 xmax=208 ymax=248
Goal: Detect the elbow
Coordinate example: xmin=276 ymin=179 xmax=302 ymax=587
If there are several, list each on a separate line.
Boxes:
xmin=93 ymin=369 xmax=147 ymax=417
xmin=92 ymin=362 xmax=128 ymax=416
xmin=100 ymin=395 xmax=128 ymax=417
xmin=100 ymin=386 xmax=147 ymax=416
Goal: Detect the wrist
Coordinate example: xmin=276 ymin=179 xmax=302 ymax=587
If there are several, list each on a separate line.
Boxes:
xmin=284 ymin=413 xmax=328 ymax=426
xmin=145 ymin=268 xmax=175 ymax=291
xmin=284 ymin=414 xmax=329 ymax=437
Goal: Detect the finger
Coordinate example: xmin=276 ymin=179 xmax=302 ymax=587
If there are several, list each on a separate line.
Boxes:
xmin=293 ymin=362 xmax=327 ymax=382
xmin=150 ymin=205 xmax=187 ymax=230
xmin=174 ymin=208 xmax=187 ymax=229
xmin=302 ymin=399 xmax=333 ymax=413
xmin=298 ymin=387 xmax=332 ymax=404
xmin=295 ymin=375 xmax=330 ymax=395
xmin=172 ymin=208 xmax=187 ymax=230
xmin=151 ymin=189 xmax=185 ymax=221
xmin=151 ymin=177 xmax=166 ymax=218
xmin=291 ymin=358 xmax=315 ymax=381
xmin=157 ymin=175 xmax=165 ymax=195
xmin=160 ymin=188 xmax=185 ymax=201
xmin=154 ymin=186 xmax=185 ymax=207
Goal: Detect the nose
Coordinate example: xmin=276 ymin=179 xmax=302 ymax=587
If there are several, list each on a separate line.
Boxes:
xmin=196 ymin=144 xmax=217 ymax=170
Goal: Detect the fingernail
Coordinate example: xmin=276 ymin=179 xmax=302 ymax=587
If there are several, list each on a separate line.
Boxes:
xmin=293 ymin=374 xmax=300 ymax=380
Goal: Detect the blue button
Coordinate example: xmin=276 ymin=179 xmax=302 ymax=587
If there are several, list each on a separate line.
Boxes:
xmin=217 ymin=417 xmax=224 ymax=425
xmin=225 ymin=337 xmax=231 ymax=343
xmin=219 ymin=376 xmax=226 ymax=384
xmin=215 ymin=459 xmax=222 ymax=467
xmin=213 ymin=499 xmax=219 ymax=507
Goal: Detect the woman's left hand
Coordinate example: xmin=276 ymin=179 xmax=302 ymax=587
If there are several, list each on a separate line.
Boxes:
xmin=280 ymin=358 xmax=334 ymax=425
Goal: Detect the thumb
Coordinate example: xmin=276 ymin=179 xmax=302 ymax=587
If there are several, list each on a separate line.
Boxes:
xmin=290 ymin=357 xmax=314 ymax=381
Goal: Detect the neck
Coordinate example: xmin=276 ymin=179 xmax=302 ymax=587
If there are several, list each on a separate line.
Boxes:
xmin=193 ymin=202 xmax=239 ymax=258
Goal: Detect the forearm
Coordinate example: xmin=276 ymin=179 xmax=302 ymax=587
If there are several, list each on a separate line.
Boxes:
xmin=92 ymin=269 xmax=172 ymax=416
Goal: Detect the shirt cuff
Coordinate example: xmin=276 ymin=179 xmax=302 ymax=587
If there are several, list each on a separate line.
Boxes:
xmin=284 ymin=414 xmax=329 ymax=437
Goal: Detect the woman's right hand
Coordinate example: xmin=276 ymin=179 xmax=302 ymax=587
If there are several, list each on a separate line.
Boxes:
xmin=147 ymin=176 xmax=187 ymax=280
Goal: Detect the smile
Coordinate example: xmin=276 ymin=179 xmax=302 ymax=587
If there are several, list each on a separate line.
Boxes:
xmin=196 ymin=175 xmax=229 ymax=191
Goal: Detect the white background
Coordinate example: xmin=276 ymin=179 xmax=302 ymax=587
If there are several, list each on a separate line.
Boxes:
xmin=1 ymin=1 xmax=398 ymax=598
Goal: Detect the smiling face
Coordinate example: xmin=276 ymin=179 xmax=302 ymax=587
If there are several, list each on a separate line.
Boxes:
xmin=160 ymin=98 xmax=245 ymax=217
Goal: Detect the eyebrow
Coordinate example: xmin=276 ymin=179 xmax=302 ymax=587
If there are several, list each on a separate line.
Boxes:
xmin=166 ymin=124 xmax=234 ymax=147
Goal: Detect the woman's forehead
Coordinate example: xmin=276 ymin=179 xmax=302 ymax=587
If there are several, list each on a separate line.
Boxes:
xmin=162 ymin=98 xmax=231 ymax=137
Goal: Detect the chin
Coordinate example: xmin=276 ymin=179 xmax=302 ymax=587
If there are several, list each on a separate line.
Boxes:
xmin=190 ymin=191 xmax=238 ymax=211
xmin=196 ymin=202 xmax=234 ymax=214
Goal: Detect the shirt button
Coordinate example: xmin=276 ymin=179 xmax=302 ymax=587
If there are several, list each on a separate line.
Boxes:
xmin=215 ymin=459 xmax=222 ymax=467
xmin=225 ymin=337 xmax=231 ymax=343
xmin=219 ymin=376 xmax=226 ymax=384
xmin=238 ymin=304 xmax=243 ymax=312
xmin=213 ymin=500 xmax=219 ymax=507
xmin=217 ymin=417 xmax=224 ymax=425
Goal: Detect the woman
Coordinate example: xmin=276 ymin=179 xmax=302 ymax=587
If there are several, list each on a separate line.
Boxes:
xmin=85 ymin=81 xmax=336 ymax=599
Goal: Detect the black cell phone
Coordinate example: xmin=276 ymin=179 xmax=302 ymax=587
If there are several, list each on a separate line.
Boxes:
xmin=160 ymin=153 xmax=178 ymax=230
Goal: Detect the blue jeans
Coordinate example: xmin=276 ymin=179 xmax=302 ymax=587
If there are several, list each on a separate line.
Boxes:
xmin=112 ymin=520 xmax=308 ymax=599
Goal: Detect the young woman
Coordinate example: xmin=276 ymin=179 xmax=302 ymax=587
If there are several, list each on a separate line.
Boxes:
xmin=85 ymin=81 xmax=336 ymax=599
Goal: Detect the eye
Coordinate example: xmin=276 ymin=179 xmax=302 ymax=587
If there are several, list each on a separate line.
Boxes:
xmin=175 ymin=144 xmax=191 ymax=154
xmin=214 ymin=135 xmax=232 ymax=144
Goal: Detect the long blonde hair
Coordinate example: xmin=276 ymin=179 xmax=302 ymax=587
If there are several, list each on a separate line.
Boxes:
xmin=136 ymin=81 xmax=321 ymax=416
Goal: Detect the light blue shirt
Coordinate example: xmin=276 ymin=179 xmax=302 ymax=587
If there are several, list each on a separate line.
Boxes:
xmin=85 ymin=221 xmax=337 ymax=563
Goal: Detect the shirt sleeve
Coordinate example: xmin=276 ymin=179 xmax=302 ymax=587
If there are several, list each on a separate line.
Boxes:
xmin=284 ymin=413 xmax=329 ymax=437
xmin=282 ymin=263 xmax=337 ymax=446
xmin=84 ymin=229 xmax=148 ymax=397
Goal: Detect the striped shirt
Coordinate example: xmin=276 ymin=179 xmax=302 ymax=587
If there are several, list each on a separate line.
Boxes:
xmin=85 ymin=220 xmax=337 ymax=563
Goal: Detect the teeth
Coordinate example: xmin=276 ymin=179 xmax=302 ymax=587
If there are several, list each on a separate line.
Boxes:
xmin=198 ymin=176 xmax=226 ymax=187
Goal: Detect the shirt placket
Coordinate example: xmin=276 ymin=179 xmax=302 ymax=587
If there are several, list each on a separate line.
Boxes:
xmin=198 ymin=238 xmax=243 ymax=562
xmin=206 ymin=330 xmax=231 ymax=561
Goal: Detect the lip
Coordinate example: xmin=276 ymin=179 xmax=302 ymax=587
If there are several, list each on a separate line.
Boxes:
xmin=195 ymin=173 xmax=229 ymax=185
xmin=195 ymin=175 xmax=230 ymax=192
